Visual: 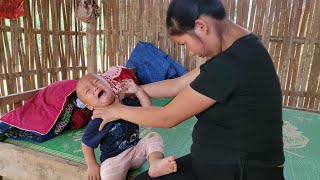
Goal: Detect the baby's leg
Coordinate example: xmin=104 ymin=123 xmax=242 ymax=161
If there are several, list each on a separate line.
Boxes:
xmin=100 ymin=147 xmax=135 ymax=180
xmin=132 ymin=132 xmax=177 ymax=177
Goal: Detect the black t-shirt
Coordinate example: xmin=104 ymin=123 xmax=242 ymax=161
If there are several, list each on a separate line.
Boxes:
xmin=190 ymin=33 xmax=284 ymax=166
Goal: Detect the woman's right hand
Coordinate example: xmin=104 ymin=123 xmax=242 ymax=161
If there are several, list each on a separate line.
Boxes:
xmin=87 ymin=162 xmax=101 ymax=180
xmin=92 ymin=99 xmax=122 ymax=131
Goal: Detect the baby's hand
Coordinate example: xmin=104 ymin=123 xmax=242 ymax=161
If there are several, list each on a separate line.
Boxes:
xmin=120 ymin=79 xmax=139 ymax=94
xmin=87 ymin=162 xmax=101 ymax=180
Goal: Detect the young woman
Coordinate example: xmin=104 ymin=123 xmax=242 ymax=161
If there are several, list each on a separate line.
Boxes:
xmin=93 ymin=0 xmax=285 ymax=179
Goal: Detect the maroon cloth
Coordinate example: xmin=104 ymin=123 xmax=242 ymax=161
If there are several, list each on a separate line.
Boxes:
xmin=0 ymin=0 xmax=24 ymax=20
xmin=0 ymin=80 xmax=77 ymax=135
xmin=69 ymin=109 xmax=92 ymax=129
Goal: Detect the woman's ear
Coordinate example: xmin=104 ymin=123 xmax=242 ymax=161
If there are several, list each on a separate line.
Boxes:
xmin=194 ymin=19 xmax=209 ymax=36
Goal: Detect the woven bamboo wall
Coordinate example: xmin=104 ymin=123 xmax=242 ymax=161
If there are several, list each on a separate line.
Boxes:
xmin=95 ymin=0 xmax=195 ymax=73
xmin=0 ymin=0 xmax=87 ymax=95
xmin=0 ymin=0 xmax=319 ymax=111
xmin=223 ymin=0 xmax=320 ymax=111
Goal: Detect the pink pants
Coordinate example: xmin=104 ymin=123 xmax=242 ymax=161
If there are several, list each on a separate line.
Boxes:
xmin=100 ymin=132 xmax=164 ymax=180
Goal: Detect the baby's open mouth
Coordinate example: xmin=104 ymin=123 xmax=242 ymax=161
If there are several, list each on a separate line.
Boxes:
xmin=98 ymin=90 xmax=105 ymax=99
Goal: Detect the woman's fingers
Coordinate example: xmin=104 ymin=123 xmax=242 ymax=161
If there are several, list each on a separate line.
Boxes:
xmin=99 ymin=119 xmax=108 ymax=131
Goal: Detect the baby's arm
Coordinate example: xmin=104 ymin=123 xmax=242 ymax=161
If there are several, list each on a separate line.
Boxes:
xmin=82 ymin=142 xmax=101 ymax=179
xmin=121 ymin=79 xmax=152 ymax=107
xmin=135 ymin=86 xmax=152 ymax=107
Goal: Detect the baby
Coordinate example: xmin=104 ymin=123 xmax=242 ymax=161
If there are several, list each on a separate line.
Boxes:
xmin=76 ymin=73 xmax=177 ymax=180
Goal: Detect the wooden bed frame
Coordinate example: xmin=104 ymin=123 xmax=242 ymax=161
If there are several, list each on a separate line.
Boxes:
xmin=1 ymin=86 xmax=318 ymax=180
xmin=0 ymin=90 xmax=87 ymax=180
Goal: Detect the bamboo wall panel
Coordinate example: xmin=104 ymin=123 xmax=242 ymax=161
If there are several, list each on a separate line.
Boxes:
xmin=0 ymin=0 xmax=319 ymax=112
xmin=224 ymin=0 xmax=320 ymax=111
xmin=0 ymin=0 xmax=87 ymax=114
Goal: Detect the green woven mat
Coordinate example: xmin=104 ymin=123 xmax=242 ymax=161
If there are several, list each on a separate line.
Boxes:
xmin=282 ymin=109 xmax=320 ymax=180
xmin=4 ymin=99 xmax=320 ymax=179
xmin=4 ymin=98 xmax=196 ymax=176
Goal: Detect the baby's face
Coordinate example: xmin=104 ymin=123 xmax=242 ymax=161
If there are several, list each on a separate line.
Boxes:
xmin=76 ymin=74 xmax=115 ymax=109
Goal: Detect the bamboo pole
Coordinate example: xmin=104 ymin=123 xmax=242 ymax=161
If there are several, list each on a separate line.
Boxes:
xmin=87 ymin=21 xmax=97 ymax=73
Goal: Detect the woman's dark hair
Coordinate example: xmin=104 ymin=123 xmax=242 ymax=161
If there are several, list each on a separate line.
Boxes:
xmin=166 ymin=0 xmax=226 ymax=36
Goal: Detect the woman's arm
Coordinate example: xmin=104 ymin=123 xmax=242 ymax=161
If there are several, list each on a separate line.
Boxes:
xmin=140 ymin=67 xmax=200 ymax=98
xmin=94 ymin=85 xmax=215 ymax=130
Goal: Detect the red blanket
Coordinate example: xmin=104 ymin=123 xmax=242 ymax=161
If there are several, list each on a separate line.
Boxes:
xmin=0 ymin=80 xmax=77 ymax=135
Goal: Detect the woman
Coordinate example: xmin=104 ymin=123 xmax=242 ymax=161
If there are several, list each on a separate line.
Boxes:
xmin=93 ymin=0 xmax=285 ymax=179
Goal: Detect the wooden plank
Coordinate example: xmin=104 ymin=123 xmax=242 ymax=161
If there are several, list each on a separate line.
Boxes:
xmin=236 ymin=0 xmax=244 ymax=26
xmin=283 ymin=106 xmax=320 ymax=113
xmin=282 ymin=90 xmax=320 ymax=98
xmin=280 ymin=0 xmax=299 ymax=106
xmin=58 ymin=0 xmax=67 ymax=80
xmin=51 ymin=0 xmax=62 ymax=80
xmin=298 ymin=0 xmax=318 ymax=108
xmin=254 ymin=0 xmax=267 ymax=35
xmin=261 ymin=0 xmax=274 ymax=45
xmin=265 ymin=0 xmax=281 ymax=71
xmin=79 ymin=23 xmax=86 ymax=75
xmin=230 ymin=0 xmax=236 ymax=22
xmin=114 ymin=0 xmax=120 ymax=66
xmin=240 ymin=0 xmax=250 ymax=29
xmin=38 ymin=0 xmax=50 ymax=86
xmin=7 ymin=20 xmax=15 ymax=95
xmin=0 ymin=89 xmax=40 ymax=107
xmin=87 ymin=21 xmax=97 ymax=73
xmin=247 ymin=0 xmax=257 ymax=31
xmin=0 ymin=20 xmax=8 ymax=98
xmin=98 ymin=2 xmax=104 ymax=72
xmin=23 ymin=0 xmax=39 ymax=90
xmin=119 ymin=0 xmax=125 ymax=66
xmin=126 ymin=0 xmax=132 ymax=66
xmin=288 ymin=0 xmax=307 ymax=107
xmin=0 ymin=142 xmax=86 ymax=180
xmin=306 ymin=44 xmax=320 ymax=109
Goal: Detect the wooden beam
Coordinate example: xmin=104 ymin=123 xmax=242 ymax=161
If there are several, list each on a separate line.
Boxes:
xmin=283 ymin=106 xmax=320 ymax=113
xmin=0 ymin=89 xmax=41 ymax=106
xmin=0 ymin=142 xmax=86 ymax=180
xmin=86 ymin=21 xmax=97 ymax=73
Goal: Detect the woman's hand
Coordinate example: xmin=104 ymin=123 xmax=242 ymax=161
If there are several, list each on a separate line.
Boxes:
xmin=92 ymin=100 xmax=122 ymax=131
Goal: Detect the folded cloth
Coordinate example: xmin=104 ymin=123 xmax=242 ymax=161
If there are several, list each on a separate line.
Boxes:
xmin=126 ymin=42 xmax=188 ymax=84
xmin=0 ymin=118 xmax=58 ymax=143
xmin=0 ymin=91 xmax=91 ymax=143
xmin=0 ymin=0 xmax=24 ymax=20
xmin=75 ymin=0 xmax=100 ymax=23
xmin=0 ymin=80 xmax=77 ymax=135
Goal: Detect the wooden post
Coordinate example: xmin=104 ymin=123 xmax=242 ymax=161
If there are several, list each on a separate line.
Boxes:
xmin=86 ymin=21 xmax=97 ymax=73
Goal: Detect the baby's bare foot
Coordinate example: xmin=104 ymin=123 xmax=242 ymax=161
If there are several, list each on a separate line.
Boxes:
xmin=148 ymin=156 xmax=177 ymax=177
